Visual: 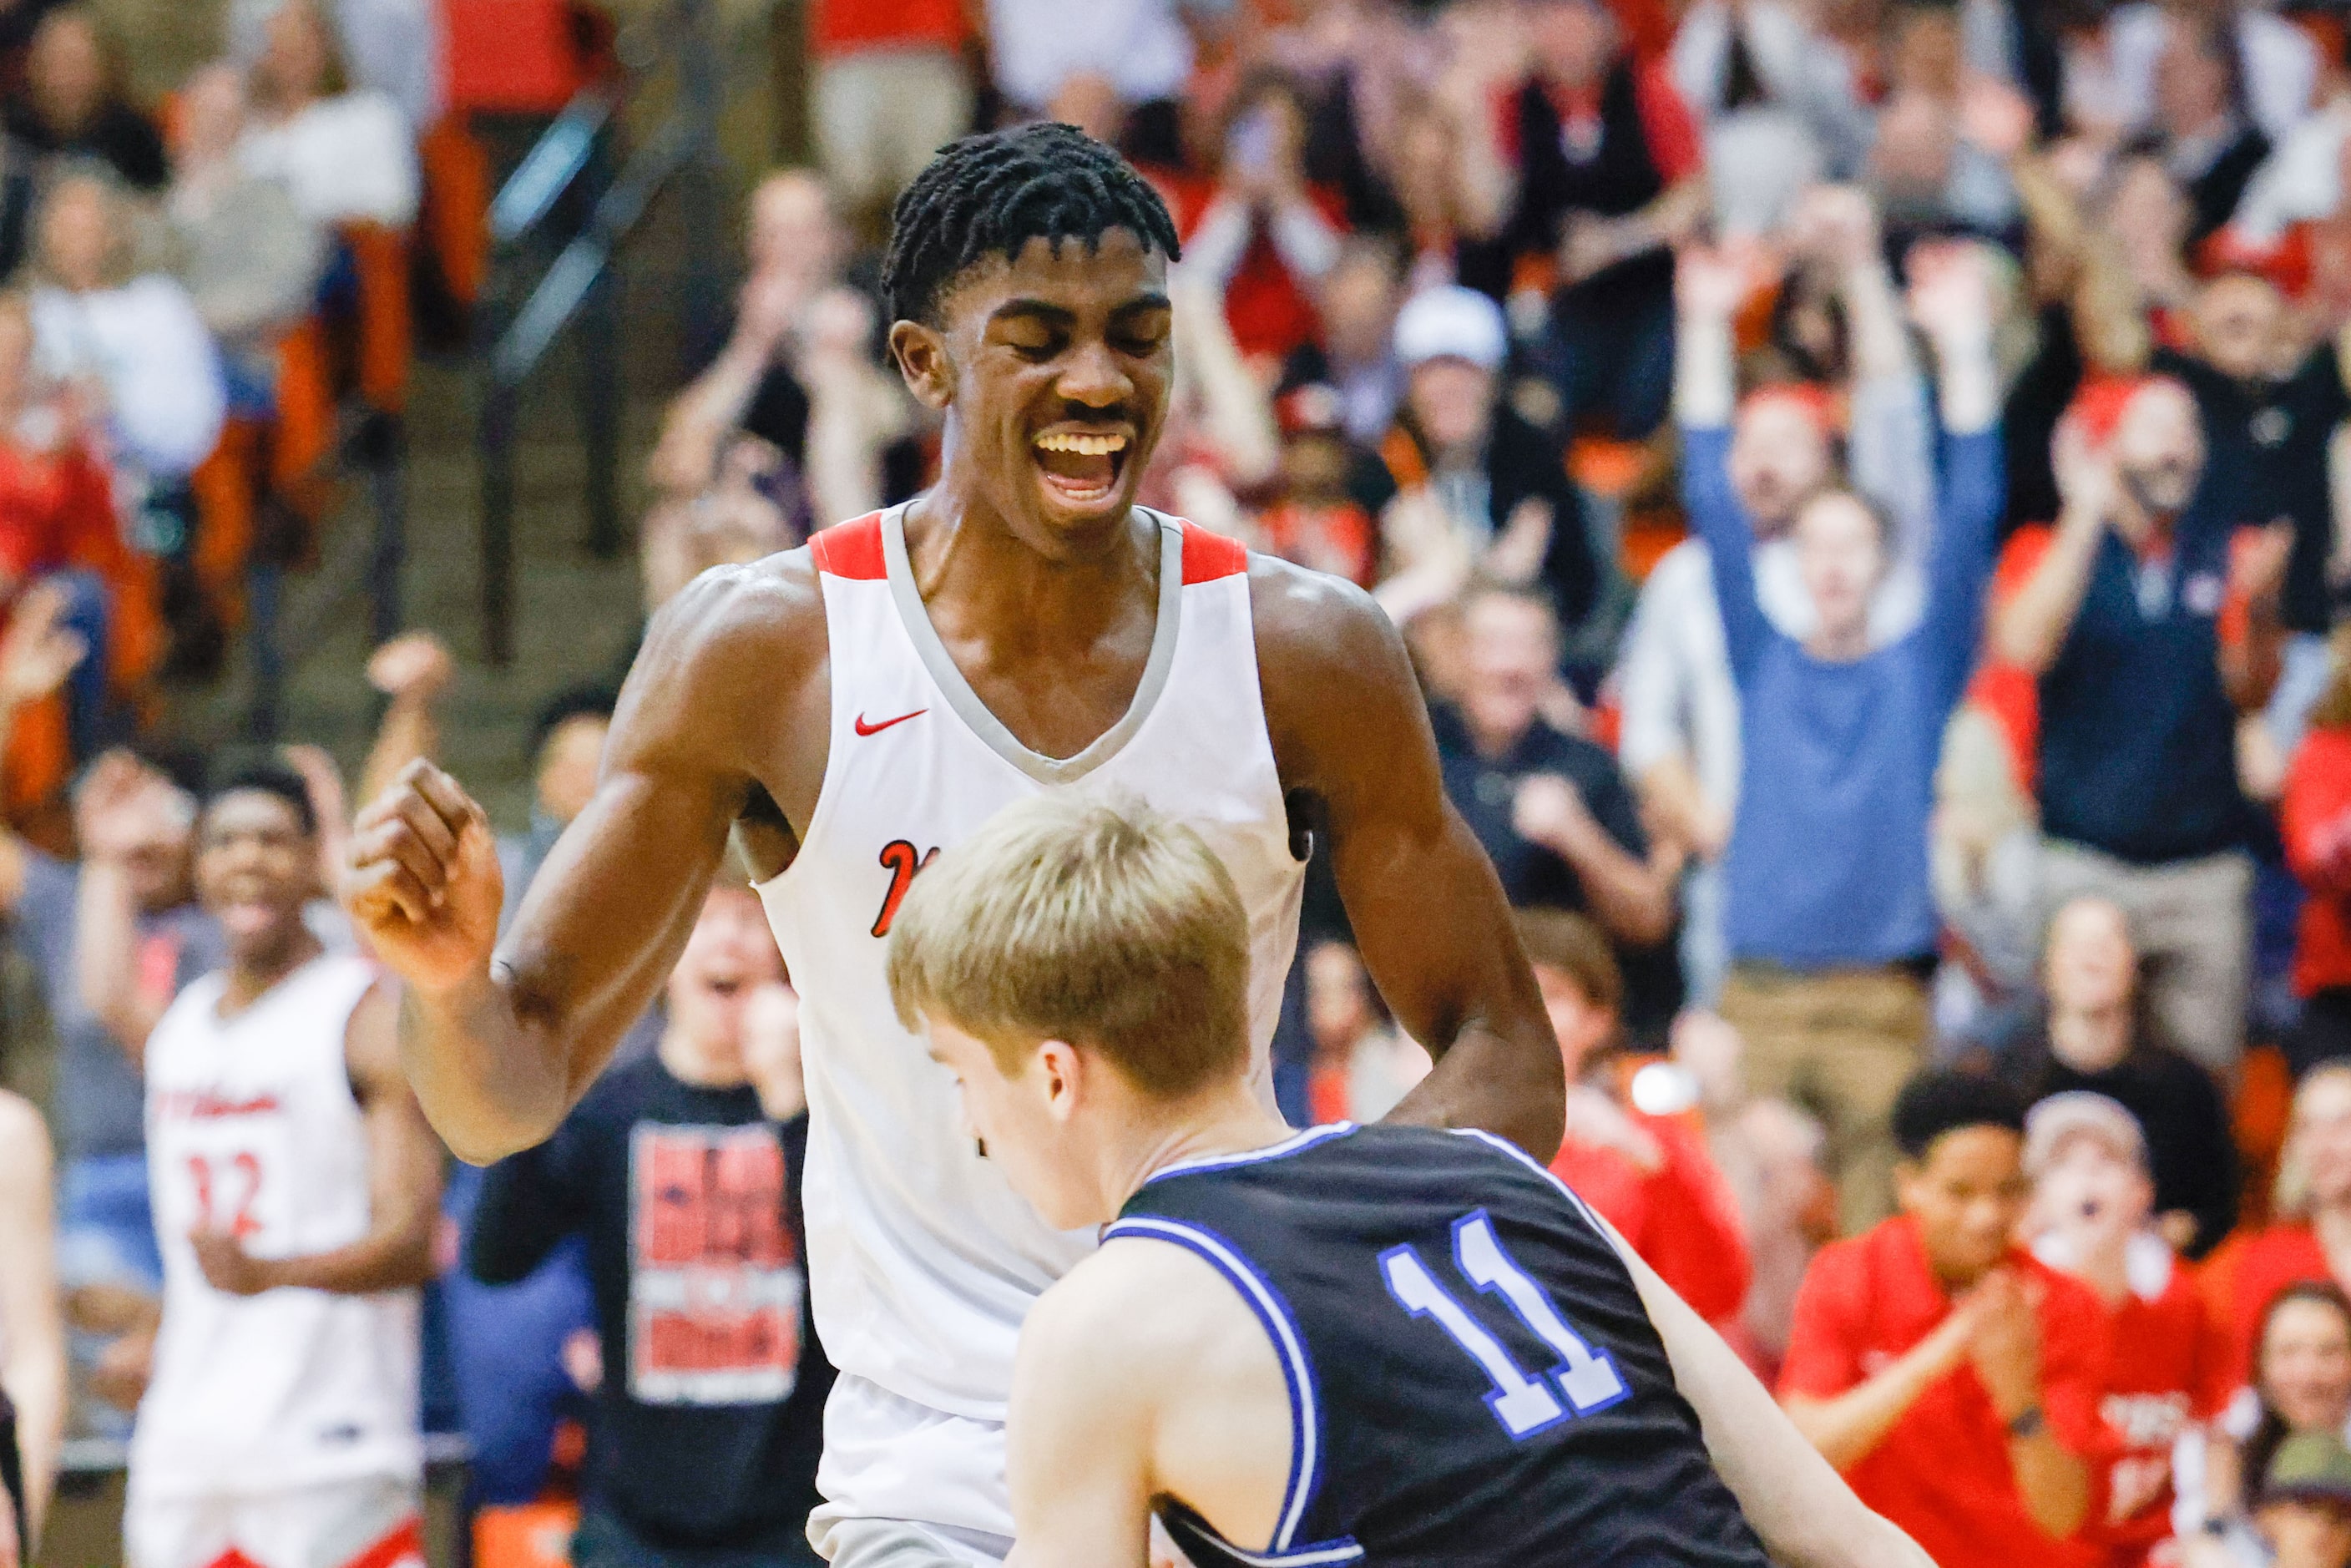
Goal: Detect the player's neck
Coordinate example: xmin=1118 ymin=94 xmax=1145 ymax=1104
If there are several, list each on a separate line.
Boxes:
xmin=1105 ymin=1084 xmax=1296 ymax=1211
xmin=220 ymin=926 xmax=325 ymax=1016
xmin=904 ymin=484 xmax=1159 ymax=652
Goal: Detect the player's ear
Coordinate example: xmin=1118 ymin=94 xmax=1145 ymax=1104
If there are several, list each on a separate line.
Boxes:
xmin=891 ymin=320 xmax=953 ymax=411
xmin=1037 ymin=1039 xmax=1083 ymax=1120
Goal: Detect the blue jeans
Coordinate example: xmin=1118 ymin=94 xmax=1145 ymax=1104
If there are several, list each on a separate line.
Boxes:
xmin=1529 ymin=283 xmax=1677 ymax=442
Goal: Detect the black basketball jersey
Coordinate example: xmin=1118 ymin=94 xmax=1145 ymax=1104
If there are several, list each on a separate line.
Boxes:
xmin=1107 ymin=1121 xmax=1777 ymax=1567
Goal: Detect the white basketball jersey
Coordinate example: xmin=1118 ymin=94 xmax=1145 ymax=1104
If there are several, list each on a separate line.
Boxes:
xmin=757 ymin=506 xmax=1307 ymax=1419
xmin=134 ymin=953 xmax=422 ymax=1500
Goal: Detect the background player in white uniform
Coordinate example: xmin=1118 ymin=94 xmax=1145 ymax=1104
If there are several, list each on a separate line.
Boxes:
xmin=346 ymin=124 xmax=1563 ymax=1566
xmin=133 ymin=766 xmax=441 ymax=1568
xmin=888 ymin=794 xmax=1933 ymax=1568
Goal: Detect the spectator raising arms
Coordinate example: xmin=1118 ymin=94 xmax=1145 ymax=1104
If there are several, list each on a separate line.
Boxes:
xmin=1682 ymin=235 xmax=2004 ymax=1229
xmin=1991 ymin=374 xmax=2286 ymax=1075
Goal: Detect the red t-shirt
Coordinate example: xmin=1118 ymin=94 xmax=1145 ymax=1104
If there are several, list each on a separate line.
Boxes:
xmin=0 ymin=438 xmax=116 ymax=583
xmin=1550 ymin=1111 xmax=1752 ymax=1325
xmin=2283 ymin=729 xmax=2351 ymax=996
xmin=2077 ymin=1254 xmax=2235 ymax=1567
xmin=2198 ymin=1224 xmax=2330 ymax=1389
xmin=810 ymin=0 xmax=967 ymax=58
xmin=1779 ymin=1216 xmax=2111 ymax=1568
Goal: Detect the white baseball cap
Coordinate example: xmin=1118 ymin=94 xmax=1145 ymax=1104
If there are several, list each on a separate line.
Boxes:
xmin=1393 ymin=285 xmax=1508 ymax=373
xmin=2024 ymin=1092 xmax=2149 ymax=1180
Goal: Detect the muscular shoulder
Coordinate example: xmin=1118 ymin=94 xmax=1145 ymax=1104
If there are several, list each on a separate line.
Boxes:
xmin=1246 ymin=554 xmax=1431 ymax=795
xmin=611 ymin=549 xmax=832 ymax=809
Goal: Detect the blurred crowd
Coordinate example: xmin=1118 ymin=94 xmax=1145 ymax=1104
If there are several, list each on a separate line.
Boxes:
xmin=37 ymin=0 xmax=2351 ymax=1565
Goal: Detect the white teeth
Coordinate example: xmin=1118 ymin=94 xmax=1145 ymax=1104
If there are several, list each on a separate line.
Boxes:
xmin=1034 ymin=432 xmax=1128 ymax=456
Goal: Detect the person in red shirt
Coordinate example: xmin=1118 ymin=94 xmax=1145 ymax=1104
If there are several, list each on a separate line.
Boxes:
xmin=2204 ymin=1065 xmax=2351 ymax=1389
xmin=2025 ymin=1092 xmax=2234 ymax=1567
xmin=1779 ymin=1070 xmax=2109 ymax=1568
xmin=2285 ymin=630 xmax=2351 ymax=1073
xmin=1528 ymin=908 xmax=1752 ymax=1328
xmin=1182 ymin=71 xmax=1352 ymax=367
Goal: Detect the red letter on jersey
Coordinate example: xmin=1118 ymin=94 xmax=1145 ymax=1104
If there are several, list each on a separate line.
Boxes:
xmin=872 ymin=840 xmax=941 ymax=938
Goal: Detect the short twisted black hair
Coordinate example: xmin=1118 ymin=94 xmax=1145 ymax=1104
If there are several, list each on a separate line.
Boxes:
xmin=881 ymin=122 xmax=1181 ymax=328
xmin=1892 ymin=1070 xmax=2027 ymax=1161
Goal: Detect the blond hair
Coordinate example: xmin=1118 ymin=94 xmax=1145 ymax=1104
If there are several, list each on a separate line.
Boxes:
xmin=885 ymin=794 xmax=1250 ymax=1099
xmin=2276 ymin=1064 xmax=2351 ymax=1220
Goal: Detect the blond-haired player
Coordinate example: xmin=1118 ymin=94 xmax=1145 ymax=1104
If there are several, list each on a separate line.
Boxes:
xmin=884 ymin=794 xmax=1933 ymax=1568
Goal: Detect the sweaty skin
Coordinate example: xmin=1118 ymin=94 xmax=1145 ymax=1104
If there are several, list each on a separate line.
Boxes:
xmin=346 ymin=228 xmax=1564 ymax=1167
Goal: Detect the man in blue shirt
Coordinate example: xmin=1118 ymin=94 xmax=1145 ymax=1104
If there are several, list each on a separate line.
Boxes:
xmin=1677 ymin=238 xmax=2005 ymax=1231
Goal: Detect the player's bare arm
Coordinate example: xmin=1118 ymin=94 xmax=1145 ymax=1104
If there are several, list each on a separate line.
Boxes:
xmin=189 ymin=981 xmax=444 ymax=1296
xmin=346 ymin=558 xmax=830 ymax=1163
xmin=1608 ymin=1232 xmax=1935 ymax=1568
xmin=1256 ymin=559 xmax=1565 ymax=1159
xmin=1005 ymin=1240 xmax=1291 ymax=1568
xmin=0 ymin=1090 xmax=63 ymax=1550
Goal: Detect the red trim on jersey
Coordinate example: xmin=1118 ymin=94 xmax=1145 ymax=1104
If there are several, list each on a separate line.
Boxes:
xmin=201 ymin=1551 xmax=265 ymax=1568
xmin=809 ymin=513 xmax=887 ymax=579
xmin=341 ymin=1516 xmax=424 ymax=1568
xmin=1179 ymin=521 xmax=1248 ymax=584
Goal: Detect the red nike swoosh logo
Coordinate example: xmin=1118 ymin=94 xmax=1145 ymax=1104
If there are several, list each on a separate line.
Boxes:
xmin=854 ymin=708 xmax=928 ymax=736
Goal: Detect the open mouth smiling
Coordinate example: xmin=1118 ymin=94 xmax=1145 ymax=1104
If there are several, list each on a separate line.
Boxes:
xmin=1032 ymin=428 xmax=1132 ymax=510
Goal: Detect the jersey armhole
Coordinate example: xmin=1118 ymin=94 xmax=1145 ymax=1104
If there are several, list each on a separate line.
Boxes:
xmin=1100 ymin=1216 xmax=1322 ymax=1555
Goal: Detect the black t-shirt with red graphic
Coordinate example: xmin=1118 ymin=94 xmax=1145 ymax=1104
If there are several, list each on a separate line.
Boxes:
xmin=468 ymin=1055 xmax=832 ymax=1555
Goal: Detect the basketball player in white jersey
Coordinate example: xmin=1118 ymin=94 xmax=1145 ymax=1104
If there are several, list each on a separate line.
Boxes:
xmin=134 ymin=766 xmax=442 ymax=1568
xmin=345 ymin=124 xmax=1564 ymax=1567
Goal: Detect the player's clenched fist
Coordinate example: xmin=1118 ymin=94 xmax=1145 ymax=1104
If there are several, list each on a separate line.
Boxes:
xmin=344 ymin=758 xmax=503 ymax=994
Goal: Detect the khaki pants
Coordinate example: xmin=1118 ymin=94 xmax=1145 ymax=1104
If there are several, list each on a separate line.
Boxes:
xmin=2038 ymin=841 xmax=2253 ymax=1075
xmin=1720 ymin=964 xmax=1931 ymax=1234
xmin=815 ymin=49 xmax=976 ymax=217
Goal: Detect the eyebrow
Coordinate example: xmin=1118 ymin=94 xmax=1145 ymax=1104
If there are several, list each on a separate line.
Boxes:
xmin=987 ymin=293 xmax=1173 ymax=328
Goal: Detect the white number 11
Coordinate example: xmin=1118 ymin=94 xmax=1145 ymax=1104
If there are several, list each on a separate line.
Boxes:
xmin=1381 ymin=1211 xmax=1627 ymax=1439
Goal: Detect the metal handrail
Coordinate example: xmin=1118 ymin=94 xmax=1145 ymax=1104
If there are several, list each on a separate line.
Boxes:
xmin=474 ymin=0 xmax=727 ymax=665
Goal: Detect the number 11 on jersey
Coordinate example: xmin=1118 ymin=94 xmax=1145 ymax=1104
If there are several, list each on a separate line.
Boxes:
xmin=1381 ymin=1210 xmax=1627 ymax=1439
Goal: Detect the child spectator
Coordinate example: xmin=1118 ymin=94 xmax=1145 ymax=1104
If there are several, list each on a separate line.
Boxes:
xmin=2025 ymin=1092 xmax=2232 ymax=1567
xmin=1526 ymin=908 xmax=1751 ymax=1328
xmin=2003 ymin=896 xmax=2240 ymax=1257
xmin=1681 ymin=236 xmax=2003 ymax=1228
xmin=2251 ymin=1431 xmax=2351 ymax=1568
xmin=468 ymin=885 xmax=833 ymax=1568
xmin=1778 ymin=1070 xmax=2108 ymax=1568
